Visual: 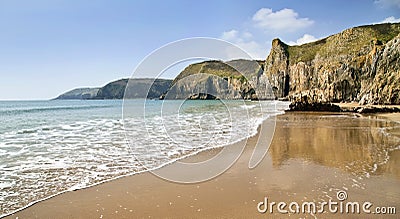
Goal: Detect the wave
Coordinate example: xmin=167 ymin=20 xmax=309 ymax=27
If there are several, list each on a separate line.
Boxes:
xmin=0 ymin=100 xmax=289 ymax=217
xmin=0 ymin=101 xmax=289 ymax=219
xmin=0 ymin=104 xmax=114 ymax=116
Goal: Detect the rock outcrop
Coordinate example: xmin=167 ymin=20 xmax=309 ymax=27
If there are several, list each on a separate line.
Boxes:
xmin=288 ymin=102 xmax=342 ymax=112
xmin=264 ymin=23 xmax=400 ymax=105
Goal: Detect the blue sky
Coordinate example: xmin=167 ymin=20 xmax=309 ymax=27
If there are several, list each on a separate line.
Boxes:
xmin=0 ymin=0 xmax=399 ymax=100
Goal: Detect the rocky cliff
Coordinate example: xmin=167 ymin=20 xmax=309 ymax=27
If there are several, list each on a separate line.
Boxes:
xmin=57 ymin=23 xmax=400 ymax=105
xmin=121 ymin=78 xmax=172 ymax=99
xmin=165 ymin=23 xmax=400 ymax=103
xmin=264 ymin=23 xmax=400 ymax=105
xmin=164 ymin=59 xmax=275 ymax=100
xmin=96 ymin=78 xmax=172 ymax=99
xmin=95 ymin=79 xmax=128 ymax=99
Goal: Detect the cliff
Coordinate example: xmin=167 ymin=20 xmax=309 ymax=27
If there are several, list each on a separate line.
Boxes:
xmin=121 ymin=78 xmax=173 ymax=99
xmin=95 ymin=78 xmax=172 ymax=99
xmin=95 ymin=79 xmax=128 ymax=99
xmin=56 ymin=23 xmax=400 ymax=106
xmin=55 ymin=88 xmax=99 ymax=100
xmin=264 ymin=22 xmax=400 ymax=105
xmin=56 ymin=78 xmax=172 ymax=100
xmin=164 ymin=59 xmax=275 ymax=100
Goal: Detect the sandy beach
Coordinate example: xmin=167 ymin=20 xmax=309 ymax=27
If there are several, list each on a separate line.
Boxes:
xmin=2 ymin=1 xmax=400 ymax=218
xmin=4 ymin=112 xmax=400 ymax=219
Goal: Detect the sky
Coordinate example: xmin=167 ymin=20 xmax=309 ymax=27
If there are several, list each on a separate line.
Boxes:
xmin=0 ymin=0 xmax=399 ymax=100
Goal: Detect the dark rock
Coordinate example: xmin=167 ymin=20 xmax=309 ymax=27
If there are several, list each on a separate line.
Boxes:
xmin=188 ymin=93 xmax=217 ymax=100
xmin=354 ymin=106 xmax=400 ymax=114
xmin=288 ymin=102 xmax=342 ymax=112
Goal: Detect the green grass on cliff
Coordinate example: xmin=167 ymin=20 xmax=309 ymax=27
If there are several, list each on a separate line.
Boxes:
xmin=286 ymin=23 xmax=400 ymax=65
xmin=172 ymin=23 xmax=400 ymax=86
xmin=369 ymin=23 xmax=400 ymax=43
xmin=287 ymin=39 xmax=326 ymax=64
xmin=172 ymin=60 xmax=240 ymax=84
xmin=172 ymin=59 xmax=263 ymax=85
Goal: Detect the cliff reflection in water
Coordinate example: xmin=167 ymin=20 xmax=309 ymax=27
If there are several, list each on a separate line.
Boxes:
xmin=269 ymin=113 xmax=400 ymax=178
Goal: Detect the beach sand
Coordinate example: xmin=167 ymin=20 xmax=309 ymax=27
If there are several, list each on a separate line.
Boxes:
xmin=4 ymin=112 xmax=400 ymax=219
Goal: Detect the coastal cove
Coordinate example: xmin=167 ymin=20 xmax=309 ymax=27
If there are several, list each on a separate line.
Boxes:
xmin=2 ymin=2 xmax=400 ymax=219
xmin=4 ymin=112 xmax=400 ymax=219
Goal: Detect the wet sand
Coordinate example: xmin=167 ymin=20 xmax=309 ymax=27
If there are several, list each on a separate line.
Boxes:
xmin=4 ymin=112 xmax=400 ymax=219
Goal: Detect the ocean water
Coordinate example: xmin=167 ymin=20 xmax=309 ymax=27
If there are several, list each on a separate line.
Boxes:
xmin=0 ymin=99 xmax=289 ymax=216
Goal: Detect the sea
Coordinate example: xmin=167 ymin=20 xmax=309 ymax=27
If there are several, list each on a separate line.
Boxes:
xmin=0 ymin=99 xmax=289 ymax=216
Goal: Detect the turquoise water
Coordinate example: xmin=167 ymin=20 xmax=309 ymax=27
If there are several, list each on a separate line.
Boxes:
xmin=0 ymin=99 xmax=289 ymax=216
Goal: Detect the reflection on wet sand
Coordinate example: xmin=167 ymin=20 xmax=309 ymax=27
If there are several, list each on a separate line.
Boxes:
xmin=269 ymin=113 xmax=400 ymax=178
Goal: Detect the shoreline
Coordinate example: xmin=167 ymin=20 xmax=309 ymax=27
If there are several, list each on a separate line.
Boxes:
xmin=0 ymin=107 xmax=284 ymax=218
xmin=4 ymin=112 xmax=400 ymax=218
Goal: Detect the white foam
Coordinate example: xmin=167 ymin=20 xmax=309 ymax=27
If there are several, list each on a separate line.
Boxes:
xmin=240 ymin=105 xmax=256 ymax=109
xmin=0 ymin=100 xmax=290 ymax=217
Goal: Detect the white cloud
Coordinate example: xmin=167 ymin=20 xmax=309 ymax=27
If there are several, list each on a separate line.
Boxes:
xmin=236 ymin=40 xmax=267 ymax=59
xmin=242 ymin=31 xmax=253 ymax=39
xmin=381 ymin=16 xmax=400 ymax=23
xmin=252 ymin=8 xmax=314 ymax=32
xmin=375 ymin=0 xmax=400 ymax=8
xmin=221 ymin=30 xmax=239 ymax=41
xmin=288 ymin=34 xmax=318 ymax=45
xmin=220 ymin=8 xmax=316 ymax=59
xmin=220 ymin=29 xmax=267 ymax=59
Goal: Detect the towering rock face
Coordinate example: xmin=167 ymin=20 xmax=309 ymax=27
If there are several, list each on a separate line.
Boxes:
xmin=360 ymin=33 xmax=400 ymax=104
xmin=265 ymin=39 xmax=290 ymax=98
xmin=165 ymin=59 xmax=275 ymax=100
xmin=264 ymin=23 xmax=400 ymax=105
